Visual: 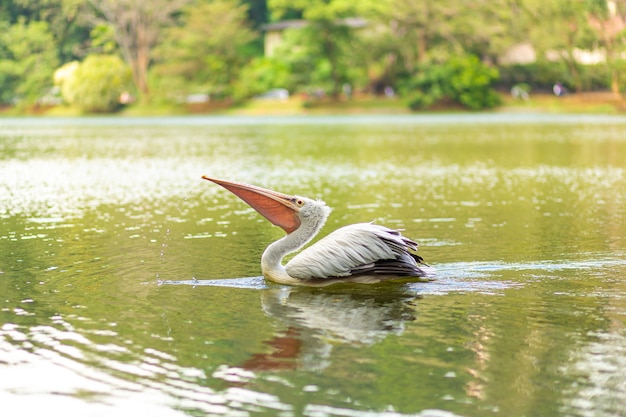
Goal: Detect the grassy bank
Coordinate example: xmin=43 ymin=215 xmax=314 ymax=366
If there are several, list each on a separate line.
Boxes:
xmin=94 ymin=92 xmax=626 ymax=116
xmin=2 ymin=91 xmax=625 ymax=117
xmin=165 ymin=92 xmax=626 ymax=116
xmin=499 ymin=91 xmax=626 ymax=114
xmin=212 ymin=92 xmax=626 ymax=116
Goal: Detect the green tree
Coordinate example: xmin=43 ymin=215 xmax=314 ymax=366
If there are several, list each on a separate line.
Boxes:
xmin=233 ymin=56 xmax=291 ymax=99
xmin=88 ymin=0 xmax=189 ymax=102
xmin=0 ymin=18 xmax=59 ymax=104
xmin=268 ymin=0 xmax=377 ymax=98
xmin=153 ymin=0 xmax=257 ymax=100
xmin=402 ymin=55 xmax=501 ymax=110
xmin=275 ymin=20 xmax=363 ymax=98
xmin=522 ymin=0 xmax=595 ymax=92
xmin=375 ymin=1 xmax=456 ymax=71
xmin=587 ymin=0 xmax=626 ymax=96
xmin=373 ymin=0 xmax=521 ymax=69
xmin=13 ymin=0 xmax=92 ymax=63
xmin=320 ymin=0 xmax=522 ymax=95
xmin=461 ymin=1 xmax=525 ymax=62
xmin=241 ymin=0 xmax=268 ymax=29
xmin=59 ymin=54 xmax=132 ymax=112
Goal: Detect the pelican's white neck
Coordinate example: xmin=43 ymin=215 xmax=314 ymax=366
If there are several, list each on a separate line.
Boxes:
xmin=261 ymin=202 xmax=330 ymax=284
xmin=261 ymin=232 xmax=307 ymax=284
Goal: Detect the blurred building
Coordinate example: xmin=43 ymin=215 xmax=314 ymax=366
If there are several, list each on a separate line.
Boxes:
xmin=261 ymin=18 xmax=367 ymax=57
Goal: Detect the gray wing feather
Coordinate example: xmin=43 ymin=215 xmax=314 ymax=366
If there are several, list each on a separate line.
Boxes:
xmin=285 ymin=223 xmax=425 ymax=279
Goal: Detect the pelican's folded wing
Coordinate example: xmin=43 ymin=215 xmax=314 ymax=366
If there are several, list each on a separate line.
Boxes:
xmin=285 ymin=223 xmax=425 ymax=279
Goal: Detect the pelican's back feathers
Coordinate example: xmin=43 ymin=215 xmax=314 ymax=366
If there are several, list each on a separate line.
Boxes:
xmin=285 ymin=223 xmax=427 ymax=280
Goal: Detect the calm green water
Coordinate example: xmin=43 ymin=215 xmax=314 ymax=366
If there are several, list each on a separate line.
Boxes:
xmin=1 ymin=114 xmax=626 ymax=417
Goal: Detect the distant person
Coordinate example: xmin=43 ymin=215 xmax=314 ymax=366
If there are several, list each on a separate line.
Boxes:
xmin=314 ymin=88 xmax=324 ymax=99
xmin=553 ymin=82 xmax=566 ymax=96
xmin=342 ymin=83 xmax=352 ymax=100
xmin=384 ymin=86 xmax=394 ymax=98
xmin=511 ymin=85 xmax=529 ymax=101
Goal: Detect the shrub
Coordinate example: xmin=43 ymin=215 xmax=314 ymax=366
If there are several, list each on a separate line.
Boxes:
xmin=232 ymin=57 xmax=292 ymax=99
xmin=402 ymin=55 xmax=501 ymax=110
xmin=498 ymin=62 xmax=615 ymax=93
xmin=59 ymin=55 xmax=132 ymax=112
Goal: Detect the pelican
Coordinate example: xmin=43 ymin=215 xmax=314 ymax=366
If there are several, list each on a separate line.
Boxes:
xmin=202 ymin=176 xmax=430 ymax=287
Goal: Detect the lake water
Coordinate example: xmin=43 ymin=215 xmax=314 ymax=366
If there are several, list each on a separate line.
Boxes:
xmin=1 ymin=114 xmax=625 ymax=417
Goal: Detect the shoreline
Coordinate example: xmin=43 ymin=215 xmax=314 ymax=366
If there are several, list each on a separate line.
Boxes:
xmin=2 ymin=92 xmax=624 ymax=117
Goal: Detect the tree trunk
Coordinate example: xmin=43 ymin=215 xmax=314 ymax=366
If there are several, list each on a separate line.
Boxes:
xmin=605 ymin=44 xmax=622 ymax=99
xmin=564 ymin=54 xmax=582 ymax=93
xmin=135 ymin=42 xmax=151 ymax=101
xmin=417 ymin=28 xmax=427 ymax=64
xmin=322 ymin=26 xmax=341 ymax=100
xmin=88 ymin=0 xmax=190 ymax=104
xmin=610 ymin=66 xmax=621 ymax=98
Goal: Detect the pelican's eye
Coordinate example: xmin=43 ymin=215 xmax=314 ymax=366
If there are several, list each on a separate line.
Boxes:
xmin=295 ymin=199 xmax=304 ymax=207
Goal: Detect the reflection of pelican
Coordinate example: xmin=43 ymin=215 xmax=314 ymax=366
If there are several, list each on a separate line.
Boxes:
xmin=260 ymin=287 xmax=416 ymax=344
xmin=243 ymin=287 xmax=417 ymax=371
xmin=202 ymin=177 xmax=430 ymax=286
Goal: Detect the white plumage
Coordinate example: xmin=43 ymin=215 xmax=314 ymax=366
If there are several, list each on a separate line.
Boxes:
xmin=287 ymin=223 xmax=417 ymax=279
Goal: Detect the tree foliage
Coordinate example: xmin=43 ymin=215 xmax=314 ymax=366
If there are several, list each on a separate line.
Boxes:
xmin=233 ymin=56 xmax=291 ymax=99
xmin=1 ymin=0 xmax=625 ymax=111
xmin=14 ymin=0 xmax=90 ymax=61
xmin=268 ymin=0 xmax=373 ymax=21
xmin=153 ymin=0 xmax=257 ymax=99
xmin=87 ymin=0 xmax=189 ymax=102
xmin=268 ymin=0 xmax=378 ymax=98
xmin=270 ymin=21 xmax=364 ymax=98
xmin=59 ymin=54 xmax=132 ymax=112
xmin=0 ymin=18 xmax=59 ymax=104
xmin=402 ymin=55 xmax=501 ymax=110
xmin=587 ymin=0 xmax=626 ymax=94
xmin=522 ymin=0 xmax=596 ymax=92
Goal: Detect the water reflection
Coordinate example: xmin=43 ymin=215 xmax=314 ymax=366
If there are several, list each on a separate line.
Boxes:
xmin=561 ymin=330 xmax=626 ymax=417
xmin=0 ymin=289 xmax=452 ymax=417
xmin=0 ymin=315 xmax=291 ymax=416
xmin=242 ymin=287 xmax=417 ymax=372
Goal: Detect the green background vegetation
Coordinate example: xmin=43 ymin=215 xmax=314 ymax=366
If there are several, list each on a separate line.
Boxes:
xmin=1 ymin=0 xmax=625 ymax=113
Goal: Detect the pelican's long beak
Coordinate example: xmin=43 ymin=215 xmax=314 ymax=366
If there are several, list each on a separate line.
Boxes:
xmin=202 ymin=176 xmax=301 ymax=234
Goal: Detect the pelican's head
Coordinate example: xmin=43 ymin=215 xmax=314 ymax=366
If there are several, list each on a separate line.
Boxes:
xmin=202 ymin=176 xmax=331 ymax=234
xmin=294 ymin=195 xmax=331 ymax=219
